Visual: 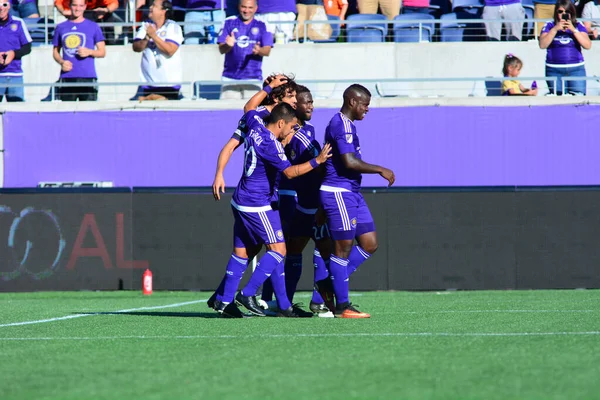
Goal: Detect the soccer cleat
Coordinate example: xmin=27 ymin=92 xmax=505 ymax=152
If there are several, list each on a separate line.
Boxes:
xmin=334 ymin=302 xmax=370 ymax=319
xmin=207 ymin=292 xmax=217 ymax=310
xmin=309 ymin=301 xmax=334 ymax=318
xmin=215 ymin=300 xmax=245 ymax=318
xmin=315 ymin=278 xmax=336 ymax=313
xmin=277 ymin=304 xmax=314 ymax=318
xmin=235 ymin=292 xmax=266 ymax=317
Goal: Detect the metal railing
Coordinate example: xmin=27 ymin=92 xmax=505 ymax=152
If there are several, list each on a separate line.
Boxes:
xmin=9 ymin=76 xmax=600 ymax=103
xmin=22 ymin=15 xmax=600 ymax=46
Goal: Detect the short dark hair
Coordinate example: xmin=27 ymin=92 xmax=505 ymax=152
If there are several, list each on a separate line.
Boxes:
xmin=343 ymin=84 xmax=371 ymax=100
xmin=296 ymin=84 xmax=311 ymax=97
xmin=269 ymin=103 xmax=297 ymax=124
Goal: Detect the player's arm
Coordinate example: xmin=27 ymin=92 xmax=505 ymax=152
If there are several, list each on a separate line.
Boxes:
xmin=212 ymin=137 xmax=243 ymax=200
xmin=341 ymin=153 xmax=395 ymax=186
xmin=243 ymin=74 xmax=287 ymax=113
xmin=282 ymin=143 xmax=332 ymax=179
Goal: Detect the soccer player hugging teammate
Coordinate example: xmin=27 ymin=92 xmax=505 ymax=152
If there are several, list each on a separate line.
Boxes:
xmin=261 ymin=84 xmax=336 ymax=318
xmin=215 ymin=102 xmax=332 ymax=318
xmin=320 ymin=84 xmax=395 ymax=318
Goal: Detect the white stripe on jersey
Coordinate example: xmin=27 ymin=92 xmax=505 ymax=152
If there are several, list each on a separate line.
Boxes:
xmin=258 ymin=211 xmax=277 ymax=243
xmin=231 ymin=199 xmax=272 ymax=212
xmin=339 ymin=112 xmax=354 ymax=133
xmin=294 ymin=130 xmax=312 ymax=149
xmin=334 ymin=192 xmax=351 ymax=231
xmin=320 ymin=185 xmax=350 ymax=193
xmin=13 ymin=17 xmax=33 ymax=43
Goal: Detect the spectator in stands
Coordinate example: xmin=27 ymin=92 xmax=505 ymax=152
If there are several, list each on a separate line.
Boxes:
xmin=358 ymin=0 xmax=399 ymax=20
xmin=10 ymin=0 xmax=39 ymax=18
xmin=324 ymin=0 xmax=348 ymax=20
xmin=132 ymin=0 xmax=183 ymax=100
xmin=539 ymin=0 xmax=591 ymax=95
xmin=295 ymin=0 xmax=333 ymax=42
xmin=55 ymin=0 xmax=122 ymax=44
xmin=482 ymin=0 xmax=525 ymax=41
xmin=254 ymin=0 xmax=296 ymax=43
xmin=217 ymin=0 xmax=273 ymax=99
xmin=52 ymin=0 xmax=106 ymax=101
xmin=501 ymin=54 xmax=538 ymax=95
xmin=533 ymin=0 xmax=555 ymax=36
xmin=576 ymin=0 xmax=599 ymax=39
xmin=0 ymin=0 xmax=32 ymax=102
xmin=182 ymin=0 xmax=225 ymax=44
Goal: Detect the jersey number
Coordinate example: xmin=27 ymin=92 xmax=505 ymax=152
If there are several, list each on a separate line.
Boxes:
xmin=244 ymin=146 xmax=257 ymax=177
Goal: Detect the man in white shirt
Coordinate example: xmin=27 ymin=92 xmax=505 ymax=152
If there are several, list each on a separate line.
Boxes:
xmin=132 ymin=0 xmax=183 ymax=100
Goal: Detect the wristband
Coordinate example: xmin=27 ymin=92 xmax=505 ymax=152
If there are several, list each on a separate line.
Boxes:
xmin=309 ymin=158 xmax=319 ymax=169
xmin=263 ymin=85 xmax=273 ymax=95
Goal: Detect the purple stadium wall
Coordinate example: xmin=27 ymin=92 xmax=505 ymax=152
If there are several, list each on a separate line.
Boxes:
xmin=3 ymin=104 xmax=600 ymax=187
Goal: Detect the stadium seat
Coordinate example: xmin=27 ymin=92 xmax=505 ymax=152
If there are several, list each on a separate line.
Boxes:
xmin=393 ymin=13 xmax=435 ymax=42
xmin=193 ymin=83 xmax=222 ymax=100
xmin=345 ymin=14 xmax=388 ymax=43
xmin=24 ymin=18 xmax=53 ymax=47
xmin=429 ymin=0 xmax=451 ymax=18
xmin=375 ymin=82 xmax=414 ymax=97
xmin=452 ymin=0 xmax=484 ymax=16
xmin=485 ymin=79 xmax=503 ymax=96
xmin=522 ymin=5 xmax=535 ymax=40
xmin=313 ymin=14 xmax=341 ymax=43
xmin=440 ymin=13 xmax=466 ymax=42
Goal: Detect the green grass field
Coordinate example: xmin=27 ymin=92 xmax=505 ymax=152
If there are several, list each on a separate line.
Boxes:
xmin=1 ymin=290 xmax=599 ymax=400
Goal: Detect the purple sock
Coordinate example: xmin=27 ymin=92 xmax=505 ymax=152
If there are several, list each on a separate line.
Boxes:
xmin=271 ymin=261 xmax=292 ymax=311
xmin=312 ymin=249 xmax=329 ymax=303
xmin=329 ymin=255 xmax=349 ymax=305
xmin=218 ymin=254 xmax=248 ymax=303
xmin=284 ymin=254 xmax=303 ymax=303
xmin=261 ymin=279 xmax=274 ymax=302
xmin=347 ymin=245 xmax=371 ymax=277
xmin=241 ymin=251 xmax=284 ymax=297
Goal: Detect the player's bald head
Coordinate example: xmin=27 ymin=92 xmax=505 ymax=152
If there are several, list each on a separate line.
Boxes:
xmin=343 ymin=84 xmax=371 ymax=104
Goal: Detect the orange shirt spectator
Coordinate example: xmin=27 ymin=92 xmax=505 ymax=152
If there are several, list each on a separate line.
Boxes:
xmin=55 ymin=0 xmax=118 ymax=17
xmin=324 ymin=0 xmax=348 ymax=19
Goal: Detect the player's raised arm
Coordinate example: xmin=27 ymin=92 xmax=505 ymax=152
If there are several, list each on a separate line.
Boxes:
xmin=340 ymin=153 xmax=395 ymax=186
xmin=243 ymin=74 xmax=288 ymax=113
xmin=282 ymin=143 xmax=332 ymax=179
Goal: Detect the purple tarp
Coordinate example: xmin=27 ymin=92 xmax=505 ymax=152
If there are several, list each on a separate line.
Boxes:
xmin=3 ymin=105 xmax=600 ymax=187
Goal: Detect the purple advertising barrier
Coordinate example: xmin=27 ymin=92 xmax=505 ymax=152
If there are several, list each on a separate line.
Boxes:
xmin=3 ymin=105 xmax=600 ymax=187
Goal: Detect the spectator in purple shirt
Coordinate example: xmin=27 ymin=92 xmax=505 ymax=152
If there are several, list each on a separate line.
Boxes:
xmin=52 ymin=0 xmax=106 ymax=101
xmin=482 ymin=0 xmax=525 ymax=41
xmin=539 ymin=0 xmax=591 ymax=95
xmin=217 ymin=0 xmax=273 ymax=99
xmin=0 ymin=0 xmax=32 ymax=102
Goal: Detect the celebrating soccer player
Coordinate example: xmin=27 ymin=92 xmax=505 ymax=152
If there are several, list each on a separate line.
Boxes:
xmin=212 ymin=102 xmax=332 ymax=318
xmin=320 ymin=84 xmax=395 ymax=318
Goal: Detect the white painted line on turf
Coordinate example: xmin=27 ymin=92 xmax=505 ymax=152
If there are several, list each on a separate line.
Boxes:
xmin=401 ymin=310 xmax=597 ymax=314
xmin=1 ymin=331 xmax=600 ymax=341
xmin=0 ymin=299 xmax=208 ymax=328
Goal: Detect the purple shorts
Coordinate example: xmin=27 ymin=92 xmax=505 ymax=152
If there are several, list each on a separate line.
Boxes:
xmin=231 ymin=205 xmax=285 ymax=248
xmin=319 ymin=190 xmax=375 ymax=240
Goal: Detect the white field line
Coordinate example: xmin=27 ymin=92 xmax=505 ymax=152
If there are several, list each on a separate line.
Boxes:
xmin=401 ymin=310 xmax=597 ymax=314
xmin=1 ymin=331 xmax=600 ymax=341
xmin=0 ymin=299 xmax=208 ymax=328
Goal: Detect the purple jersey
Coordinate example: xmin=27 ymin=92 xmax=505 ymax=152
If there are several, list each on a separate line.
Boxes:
xmin=217 ymin=16 xmax=273 ymax=80
xmin=0 ymin=16 xmax=32 ymax=77
xmin=232 ymin=109 xmax=291 ymax=208
xmin=321 ymin=112 xmax=362 ymax=193
xmin=232 ymin=105 xmax=270 ymax=142
xmin=257 ymin=0 xmax=296 ymax=13
xmin=53 ymin=19 xmax=105 ymax=79
xmin=184 ymin=0 xmax=223 ymax=10
xmin=542 ymin=21 xmax=587 ymax=65
xmin=280 ymin=123 xmax=323 ymax=209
